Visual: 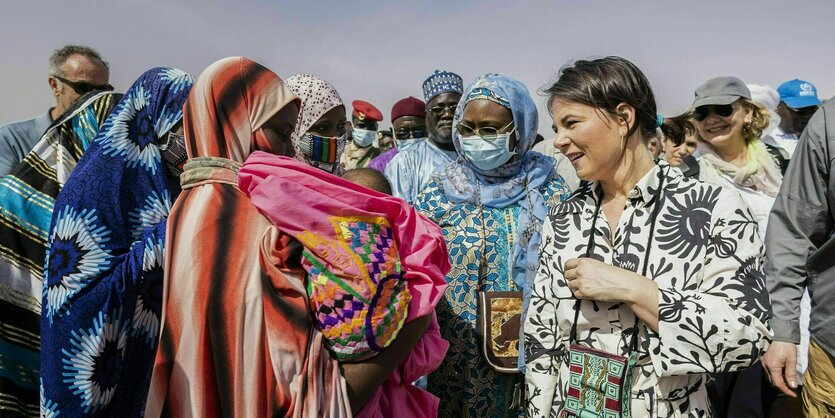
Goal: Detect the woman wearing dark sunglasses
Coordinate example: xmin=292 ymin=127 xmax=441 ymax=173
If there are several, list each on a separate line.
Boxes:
xmin=414 ymin=73 xmax=571 ymax=417
xmin=691 ymin=77 xmax=782 ymax=239
xmin=691 ymin=77 xmax=783 ymax=418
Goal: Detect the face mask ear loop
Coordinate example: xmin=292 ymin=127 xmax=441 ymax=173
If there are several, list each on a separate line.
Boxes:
xmin=507 ymin=127 xmax=518 ymax=157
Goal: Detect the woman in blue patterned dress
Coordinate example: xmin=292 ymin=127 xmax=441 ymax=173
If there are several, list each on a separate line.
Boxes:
xmin=40 ymin=67 xmax=194 ymax=418
xmin=415 ymin=73 xmax=570 ymax=417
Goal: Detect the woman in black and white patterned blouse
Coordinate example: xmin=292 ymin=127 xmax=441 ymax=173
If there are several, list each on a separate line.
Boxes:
xmin=524 ymin=57 xmax=773 ymax=417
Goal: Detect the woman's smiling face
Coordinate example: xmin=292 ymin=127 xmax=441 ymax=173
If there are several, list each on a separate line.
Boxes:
xmin=694 ymin=100 xmax=751 ymax=150
xmin=550 ymin=98 xmax=626 ymax=182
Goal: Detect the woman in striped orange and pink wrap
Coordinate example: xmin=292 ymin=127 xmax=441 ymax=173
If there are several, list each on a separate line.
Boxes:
xmin=144 ymin=56 xmax=352 ymax=418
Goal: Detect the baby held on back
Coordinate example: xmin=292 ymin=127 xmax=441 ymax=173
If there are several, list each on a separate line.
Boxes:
xmin=238 ymin=154 xmax=450 ymax=417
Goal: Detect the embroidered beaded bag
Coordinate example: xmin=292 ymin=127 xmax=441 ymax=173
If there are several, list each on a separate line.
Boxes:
xmin=559 ymin=171 xmax=664 ymax=418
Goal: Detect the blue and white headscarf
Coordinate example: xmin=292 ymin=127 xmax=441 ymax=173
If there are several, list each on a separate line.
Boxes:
xmin=40 ymin=67 xmax=194 ymax=418
xmin=434 ymin=74 xmax=564 ymax=372
xmin=441 ymin=73 xmax=555 ymax=208
xmin=437 ymin=73 xmax=559 ymax=281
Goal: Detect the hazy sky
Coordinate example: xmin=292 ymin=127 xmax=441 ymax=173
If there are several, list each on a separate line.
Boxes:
xmin=2 ymin=1 xmax=833 ymax=135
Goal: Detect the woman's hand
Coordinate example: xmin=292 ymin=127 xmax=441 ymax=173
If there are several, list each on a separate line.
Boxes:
xmin=340 ymin=314 xmax=432 ymax=413
xmin=564 ymin=257 xmax=660 ymax=331
xmin=564 ymin=258 xmax=650 ymax=302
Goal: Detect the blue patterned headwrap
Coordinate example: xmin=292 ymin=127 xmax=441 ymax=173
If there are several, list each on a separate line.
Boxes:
xmin=433 ymin=74 xmax=567 ymax=372
xmin=446 ymin=73 xmax=548 ymax=194
xmin=40 ymin=67 xmax=194 ymax=417
xmin=422 ymin=70 xmax=464 ymax=104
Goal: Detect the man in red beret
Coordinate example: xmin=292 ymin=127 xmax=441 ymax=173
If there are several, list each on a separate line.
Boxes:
xmin=368 ymin=96 xmax=427 ymax=173
xmin=340 ymin=99 xmax=383 ymax=170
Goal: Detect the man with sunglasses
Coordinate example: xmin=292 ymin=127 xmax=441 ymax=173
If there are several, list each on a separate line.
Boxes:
xmin=383 ymin=69 xmax=463 ymax=204
xmin=377 ymin=129 xmax=395 ymax=151
xmin=774 ymin=79 xmax=823 ymax=157
xmin=0 ymin=45 xmax=110 ymax=176
xmin=368 ymin=96 xmax=427 ymax=173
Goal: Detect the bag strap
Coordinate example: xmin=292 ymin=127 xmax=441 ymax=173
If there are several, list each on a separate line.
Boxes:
xmin=569 ymin=167 xmax=666 ymax=354
xmin=474 ymin=177 xmax=535 ymax=289
xmin=569 ymin=185 xmax=602 ymax=344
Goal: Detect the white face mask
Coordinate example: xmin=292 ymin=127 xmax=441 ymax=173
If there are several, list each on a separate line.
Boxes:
xmin=352 ymin=127 xmax=377 ymax=147
xmin=394 ymin=137 xmax=427 ymax=152
xmin=458 ymin=129 xmax=516 ymax=171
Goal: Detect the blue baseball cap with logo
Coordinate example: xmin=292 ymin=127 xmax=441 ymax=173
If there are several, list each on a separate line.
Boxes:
xmin=777 ymin=79 xmax=822 ymax=109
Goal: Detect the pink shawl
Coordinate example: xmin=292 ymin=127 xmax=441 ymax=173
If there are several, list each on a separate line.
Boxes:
xmin=238 ymin=152 xmax=450 ymax=417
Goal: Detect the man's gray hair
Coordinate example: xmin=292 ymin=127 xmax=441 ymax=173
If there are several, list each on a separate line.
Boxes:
xmin=49 ymin=45 xmax=109 ymax=76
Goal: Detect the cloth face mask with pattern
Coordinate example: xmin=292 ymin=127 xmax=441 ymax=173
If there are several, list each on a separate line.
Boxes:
xmin=352 ymin=127 xmax=377 ymax=147
xmin=160 ymin=131 xmax=188 ymax=178
xmin=300 ymin=132 xmax=348 ymax=173
xmin=458 ymin=128 xmax=516 ymax=171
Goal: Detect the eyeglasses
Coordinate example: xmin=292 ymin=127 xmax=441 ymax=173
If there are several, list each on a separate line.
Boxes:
xmin=53 ymin=75 xmax=114 ymax=95
xmin=394 ymin=129 xmax=428 ymax=140
xmin=456 ymin=120 xmax=514 ymax=140
xmin=693 ymin=104 xmax=734 ymax=121
xmin=427 ymin=104 xmax=457 ymax=117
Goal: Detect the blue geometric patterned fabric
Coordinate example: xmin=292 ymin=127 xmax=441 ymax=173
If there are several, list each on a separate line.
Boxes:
xmin=40 ymin=68 xmax=193 ymax=418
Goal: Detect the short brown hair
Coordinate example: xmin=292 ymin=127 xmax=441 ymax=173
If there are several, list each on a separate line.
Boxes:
xmin=542 ymin=56 xmax=658 ymax=139
xmin=660 ymin=113 xmax=695 ymax=146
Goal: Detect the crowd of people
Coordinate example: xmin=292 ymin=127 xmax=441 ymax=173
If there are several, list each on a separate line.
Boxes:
xmin=0 ymin=44 xmax=832 ymax=418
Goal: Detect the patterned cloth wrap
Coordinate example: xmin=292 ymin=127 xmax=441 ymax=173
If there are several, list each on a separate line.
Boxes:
xmin=238 ymin=154 xmax=452 ymax=363
xmin=298 ymin=214 xmax=411 ymax=361
xmin=240 ymin=152 xmax=451 ymax=417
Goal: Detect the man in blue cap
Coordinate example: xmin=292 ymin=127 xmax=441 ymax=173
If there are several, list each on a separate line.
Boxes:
xmin=774 ymin=79 xmax=822 ymax=156
xmin=384 ymin=70 xmax=463 ymax=204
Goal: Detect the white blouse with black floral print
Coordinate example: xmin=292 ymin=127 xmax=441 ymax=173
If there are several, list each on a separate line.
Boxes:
xmin=524 ymin=162 xmax=772 ymax=418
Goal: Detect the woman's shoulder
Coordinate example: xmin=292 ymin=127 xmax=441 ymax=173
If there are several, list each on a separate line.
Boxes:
xmin=546 ymin=180 xmax=595 ymax=218
xmin=664 ymin=166 xmax=751 ymax=219
xmin=540 ymin=172 xmax=572 ymax=198
xmin=414 ymin=175 xmax=453 ymax=213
